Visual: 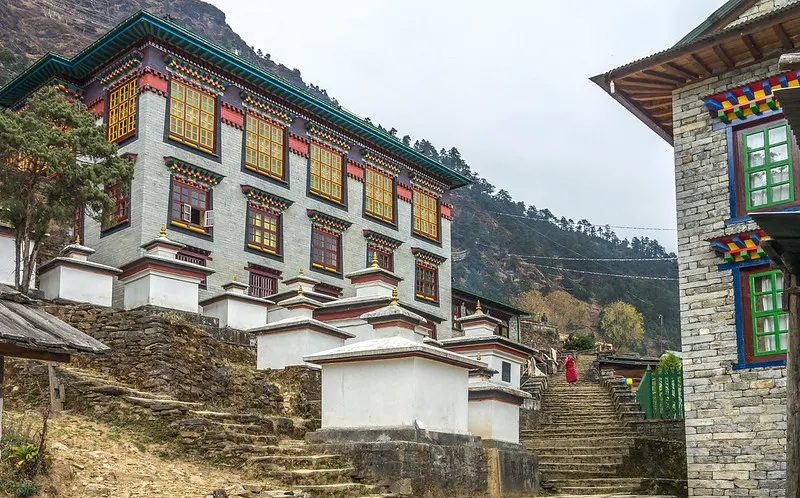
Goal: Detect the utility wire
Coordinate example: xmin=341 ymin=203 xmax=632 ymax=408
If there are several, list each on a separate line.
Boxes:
xmin=488 ymin=211 xmax=676 ymax=231
xmin=530 ymin=264 xmax=679 ymax=281
xmin=508 ymin=254 xmax=676 ymax=262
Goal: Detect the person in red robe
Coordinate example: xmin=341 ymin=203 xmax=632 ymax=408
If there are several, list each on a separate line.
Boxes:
xmin=564 ymin=354 xmax=578 ymax=385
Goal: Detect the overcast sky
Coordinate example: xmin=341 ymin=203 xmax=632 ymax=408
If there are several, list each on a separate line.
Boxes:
xmin=206 ymin=0 xmax=728 ymax=252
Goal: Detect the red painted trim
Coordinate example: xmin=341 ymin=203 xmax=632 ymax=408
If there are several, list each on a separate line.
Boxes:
xmin=221 ymin=102 xmax=244 ymax=129
xmin=347 ymin=160 xmax=365 ymax=182
xmin=312 ymin=350 xmax=475 ymax=369
xmin=289 ymin=133 xmax=309 ymax=157
xmin=397 ymin=183 xmax=412 ymax=202
xmin=87 ymin=99 xmax=105 ymax=119
xmin=444 ymin=343 xmax=529 ymax=361
xmin=371 ymin=320 xmax=417 ymax=330
xmin=350 ymin=274 xmax=400 ymax=286
xmin=314 ymin=304 xmax=385 ymax=321
xmin=139 ymin=71 xmax=168 ymax=95
xmin=468 ymin=395 xmax=523 ymax=406
xmin=141 ymin=241 xmax=183 ymax=252
xmin=38 ymin=260 xmax=119 ymax=277
xmin=119 ymin=261 xmax=208 ymax=280
xmin=254 ymin=322 xmax=350 ymax=339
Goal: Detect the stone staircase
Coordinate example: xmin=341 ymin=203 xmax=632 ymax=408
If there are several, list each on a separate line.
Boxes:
xmin=52 ymin=366 xmax=392 ymax=497
xmin=521 ymin=374 xmax=677 ymax=496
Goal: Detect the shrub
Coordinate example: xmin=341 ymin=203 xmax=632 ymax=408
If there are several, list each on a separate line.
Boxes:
xmin=7 ymin=443 xmax=38 ymax=474
xmin=10 ymin=480 xmax=39 ymax=498
xmin=564 ymin=332 xmax=596 ymax=351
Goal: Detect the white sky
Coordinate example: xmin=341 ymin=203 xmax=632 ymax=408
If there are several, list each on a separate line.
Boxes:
xmin=205 ymin=0 xmax=729 ymax=252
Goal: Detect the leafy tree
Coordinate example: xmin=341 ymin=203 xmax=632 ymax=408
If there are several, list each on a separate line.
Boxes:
xmin=599 ymin=301 xmax=645 ymax=352
xmin=0 ymin=87 xmax=134 ymax=293
xmin=564 ymin=332 xmax=596 ymax=351
xmin=659 ymin=351 xmax=682 ymax=370
xmin=515 ymin=289 xmax=591 ymax=333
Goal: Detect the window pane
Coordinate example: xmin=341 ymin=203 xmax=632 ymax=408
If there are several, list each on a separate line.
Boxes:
xmin=758 ymin=334 xmax=777 ymax=353
xmin=771 ymin=165 xmax=790 ymax=183
xmin=750 ymin=171 xmax=767 ymax=189
xmin=754 ymin=275 xmax=773 ymax=293
xmin=748 ymin=150 xmax=765 ymax=167
xmin=747 ymin=132 xmax=765 ymax=149
xmin=773 ymin=184 xmax=791 ymax=202
xmin=769 ymin=126 xmax=787 ymax=144
xmin=770 ymin=144 xmax=788 ymax=162
xmin=751 ymin=190 xmax=767 ymax=207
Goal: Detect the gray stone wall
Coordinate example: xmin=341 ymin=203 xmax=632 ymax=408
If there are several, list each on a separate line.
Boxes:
xmin=85 ymin=54 xmax=455 ymax=334
xmin=673 ymin=57 xmax=787 ymax=497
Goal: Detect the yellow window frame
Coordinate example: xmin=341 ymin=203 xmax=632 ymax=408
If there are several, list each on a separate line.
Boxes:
xmin=365 ymin=168 xmax=394 ymax=223
xmin=107 ymin=78 xmax=138 ymax=142
xmin=169 ymin=80 xmax=216 ymax=153
xmin=245 ymin=114 xmax=285 ymax=180
xmin=413 ymin=189 xmax=439 ymax=240
xmin=309 ymin=143 xmax=344 ymax=203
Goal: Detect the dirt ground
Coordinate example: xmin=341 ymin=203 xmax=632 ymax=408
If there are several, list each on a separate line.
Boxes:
xmin=3 ymin=410 xmax=258 ymax=498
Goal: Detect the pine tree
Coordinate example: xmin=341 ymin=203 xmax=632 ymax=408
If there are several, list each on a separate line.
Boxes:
xmin=0 ymin=87 xmax=134 ymax=293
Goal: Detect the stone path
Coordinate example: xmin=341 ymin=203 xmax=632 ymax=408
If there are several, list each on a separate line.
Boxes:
xmin=521 ymin=372 xmax=677 ymax=496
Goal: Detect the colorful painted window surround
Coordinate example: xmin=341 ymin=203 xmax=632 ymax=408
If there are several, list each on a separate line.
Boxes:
xmin=246 ymin=205 xmax=281 ymax=255
xmin=366 ymin=246 xmax=393 ymax=271
xmin=311 ymin=227 xmax=341 ymax=273
xmin=365 ymin=168 xmax=395 ymax=223
xmin=245 ymin=114 xmax=285 ymax=181
xmin=413 ymin=189 xmax=439 ymax=241
xmin=733 ymin=117 xmax=800 ymax=217
xmin=170 ymin=179 xmax=213 ymax=234
xmin=101 ymin=183 xmax=129 ymax=231
xmin=309 ymin=143 xmax=344 ymax=204
xmin=737 ymin=264 xmax=788 ymax=366
xmin=107 ymin=77 xmax=137 ymax=142
xmin=415 ymin=262 xmax=438 ymax=302
xmin=168 ymin=80 xmax=216 ymax=153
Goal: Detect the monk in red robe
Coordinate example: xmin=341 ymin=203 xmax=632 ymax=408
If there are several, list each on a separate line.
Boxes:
xmin=564 ymin=354 xmax=578 ymax=385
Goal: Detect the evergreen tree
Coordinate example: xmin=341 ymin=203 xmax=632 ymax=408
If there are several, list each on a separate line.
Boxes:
xmin=0 ymin=87 xmax=134 ymax=293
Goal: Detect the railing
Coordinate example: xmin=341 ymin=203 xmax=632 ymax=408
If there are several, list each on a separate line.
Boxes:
xmin=636 ymin=365 xmax=685 ymax=420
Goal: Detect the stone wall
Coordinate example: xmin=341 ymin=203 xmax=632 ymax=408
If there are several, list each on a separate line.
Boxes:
xmin=519 ymin=321 xmax=560 ymax=352
xmin=43 ymin=301 xmax=320 ymax=418
xmin=673 ymin=55 xmax=788 ymax=497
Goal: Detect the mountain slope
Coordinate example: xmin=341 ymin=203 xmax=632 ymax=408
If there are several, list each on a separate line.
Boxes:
xmin=0 ymin=0 xmax=680 ymax=348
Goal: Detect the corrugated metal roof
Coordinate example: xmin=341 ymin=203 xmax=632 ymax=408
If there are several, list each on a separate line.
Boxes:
xmin=0 ymin=285 xmax=109 ymax=357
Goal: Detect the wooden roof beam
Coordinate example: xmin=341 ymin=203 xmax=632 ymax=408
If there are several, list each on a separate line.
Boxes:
xmin=642 ymin=69 xmax=687 ymax=84
xmin=713 ymin=44 xmax=735 ymax=70
xmin=627 ymin=92 xmax=678 ymax=100
xmin=742 ymin=34 xmax=763 ymax=61
xmin=620 ymin=77 xmax=676 ymax=89
xmin=663 ymin=62 xmax=699 ymax=80
xmin=690 ymin=53 xmax=713 ymax=77
xmin=640 ymin=101 xmax=673 ymax=111
xmin=775 ymin=23 xmax=795 ymax=50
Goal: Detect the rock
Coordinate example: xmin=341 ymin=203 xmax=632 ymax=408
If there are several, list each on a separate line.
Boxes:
xmin=224 ymin=484 xmax=250 ymax=496
xmin=52 ymin=441 xmax=70 ymax=451
xmin=190 ymin=475 xmax=203 ymax=484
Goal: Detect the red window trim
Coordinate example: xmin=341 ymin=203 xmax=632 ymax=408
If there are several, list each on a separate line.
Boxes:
xmin=247 ymin=263 xmax=280 ymax=298
xmin=739 ymin=264 xmax=788 ymax=364
xmin=246 ymin=205 xmax=281 ymax=255
xmin=311 ymin=227 xmax=341 ymax=274
xmin=415 ymin=262 xmax=438 ymax=302
xmin=170 ymin=178 xmax=211 ymax=234
xmin=102 ymin=183 xmax=129 ymax=231
xmin=367 ymin=246 xmax=394 ymax=272
xmin=176 ymin=245 xmax=211 ymax=288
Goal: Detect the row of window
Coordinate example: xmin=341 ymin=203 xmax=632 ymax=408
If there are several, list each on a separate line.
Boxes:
xmin=106 ymin=77 xmax=442 ymax=242
xmin=95 ymin=181 xmax=442 ymax=302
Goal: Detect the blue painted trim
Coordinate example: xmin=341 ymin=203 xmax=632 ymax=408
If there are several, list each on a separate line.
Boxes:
xmin=727 ymin=125 xmax=737 ymax=217
xmin=732 ymin=359 xmax=786 ymax=370
xmin=724 ymin=204 xmax=800 ymax=226
xmin=712 ymin=108 xmax=784 ymax=132
xmin=717 ymin=258 xmax=769 ymax=272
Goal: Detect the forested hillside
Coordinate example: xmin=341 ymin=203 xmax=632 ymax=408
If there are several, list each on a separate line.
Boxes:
xmin=0 ymin=0 xmax=680 ymax=349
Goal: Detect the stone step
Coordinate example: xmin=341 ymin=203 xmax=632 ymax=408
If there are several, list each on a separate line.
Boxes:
xmin=230 ymin=443 xmax=316 ymax=457
xmin=174 ymin=418 xmax=271 ymax=435
xmin=523 ymin=436 xmax=634 ymax=447
xmin=543 ymin=477 xmax=668 ymax=492
xmin=523 ymin=429 xmax=632 ymax=438
xmin=533 ymin=445 xmax=630 ymax=457
xmin=523 ymin=421 xmax=623 ymax=431
xmin=270 ymin=467 xmax=357 ymax=486
xmin=125 ymin=396 xmax=204 ymax=411
xmin=535 ymin=453 xmax=625 ymax=465
xmin=294 ymin=483 xmax=372 ymax=498
xmin=248 ymin=454 xmax=344 ymax=470
xmin=188 ymin=410 xmax=261 ymax=424
xmin=200 ymin=430 xmax=280 ymax=446
xmin=540 ymin=462 xmax=620 ymax=478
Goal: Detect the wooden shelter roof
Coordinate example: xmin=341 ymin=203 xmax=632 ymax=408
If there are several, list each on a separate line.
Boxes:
xmin=591 ymin=1 xmax=800 ymax=144
xmin=0 ymin=284 xmax=109 ymax=362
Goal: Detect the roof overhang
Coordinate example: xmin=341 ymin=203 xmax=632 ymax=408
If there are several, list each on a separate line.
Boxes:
xmin=0 ymin=10 xmax=472 ymax=189
xmin=591 ymin=2 xmax=800 ymax=145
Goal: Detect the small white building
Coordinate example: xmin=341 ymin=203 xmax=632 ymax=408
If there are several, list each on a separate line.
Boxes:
xmin=200 ymin=279 xmax=271 ymax=329
xmin=118 ymin=226 xmax=214 ymax=312
xmin=38 ymin=241 xmax=121 ymax=307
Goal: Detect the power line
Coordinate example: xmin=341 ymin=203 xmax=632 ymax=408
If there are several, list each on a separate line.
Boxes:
xmin=530 ymin=263 xmax=679 ymax=281
xmin=487 ymin=211 xmax=676 ymax=231
xmin=509 ymin=254 xmax=676 ymax=262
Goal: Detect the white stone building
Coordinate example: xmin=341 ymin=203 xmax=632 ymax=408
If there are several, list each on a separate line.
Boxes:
xmin=0 ymin=12 xmax=472 ymax=338
xmin=594 ymin=1 xmax=800 ymax=496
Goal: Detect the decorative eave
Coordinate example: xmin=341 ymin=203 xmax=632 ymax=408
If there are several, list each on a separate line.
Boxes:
xmin=241 ymin=89 xmax=296 ymax=127
xmin=96 ymin=50 xmax=143 ymax=89
xmin=703 ymin=70 xmax=799 ymax=123
xmin=361 ymin=148 xmax=402 ymax=174
xmin=410 ymin=171 xmax=447 ymax=195
xmin=307 ymin=209 xmax=352 ymax=233
xmin=165 ymin=157 xmax=224 ymax=189
xmin=363 ymin=230 xmax=403 ymax=252
xmin=0 ymin=10 xmax=471 ymax=188
xmin=51 ymin=78 xmax=84 ymax=101
xmin=710 ymin=229 xmax=772 ymax=263
xmin=241 ymin=184 xmax=293 ymax=213
xmin=591 ymin=2 xmax=800 ymax=144
xmin=165 ymin=53 xmax=231 ymax=95
xmin=411 ymin=247 xmax=447 ymax=266
xmin=306 ymin=121 xmax=353 ymax=153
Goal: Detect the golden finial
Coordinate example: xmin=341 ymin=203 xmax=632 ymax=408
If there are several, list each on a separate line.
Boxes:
xmin=75 ymin=234 xmax=81 ymax=245
xmin=475 ymin=300 xmax=483 ymax=314
xmin=233 ymin=275 xmax=238 ymax=282
xmin=476 ymin=352 xmax=482 ymax=361
xmin=299 ymin=268 xmax=305 ymax=276
xmin=371 ymin=252 xmax=380 ymax=268
xmin=160 ymin=224 xmax=167 ymax=238
xmin=298 ymin=285 xmax=304 ymax=296
xmin=391 ymin=287 xmax=399 ymax=306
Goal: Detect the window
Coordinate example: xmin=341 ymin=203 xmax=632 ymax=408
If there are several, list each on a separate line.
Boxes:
xmin=498 ymin=322 xmax=510 ymax=338
xmin=309 ymin=143 xmax=344 ymax=203
xmin=245 ymin=114 xmax=284 ymax=180
xmin=749 ymin=270 xmax=788 ymax=355
xmin=413 ymin=189 xmax=439 ymax=241
xmin=734 ymin=118 xmax=800 ymax=216
xmin=311 ymin=228 xmax=340 ymax=273
xmin=170 ymin=180 xmax=213 ymax=234
xmin=367 ymin=246 xmax=393 ymax=271
xmin=102 ymin=183 xmax=129 ymax=231
xmin=365 ymin=168 xmax=394 ymax=222
xmin=107 ymin=78 xmax=137 ymax=142
xmin=168 ymin=80 xmax=216 ymax=153
xmin=247 ymin=206 xmax=280 ymax=255
xmin=71 ymin=207 xmax=84 ymax=242
xmin=501 ymin=362 xmax=511 ymax=383
xmin=248 ymin=265 xmax=278 ymax=298
xmin=415 ymin=263 xmax=438 ymax=302
xmin=177 ymin=246 xmax=211 ymax=288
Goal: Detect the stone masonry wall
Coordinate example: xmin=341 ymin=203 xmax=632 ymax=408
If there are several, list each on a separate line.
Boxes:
xmin=43 ymin=301 xmax=321 ymax=418
xmin=673 ymin=57 xmax=787 ymax=497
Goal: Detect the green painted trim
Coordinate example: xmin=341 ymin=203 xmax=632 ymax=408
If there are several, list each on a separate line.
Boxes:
xmin=742 ymin=122 xmax=795 ymax=211
xmin=0 ymin=10 xmax=471 ymax=189
xmin=749 ymin=269 xmax=789 ymax=355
